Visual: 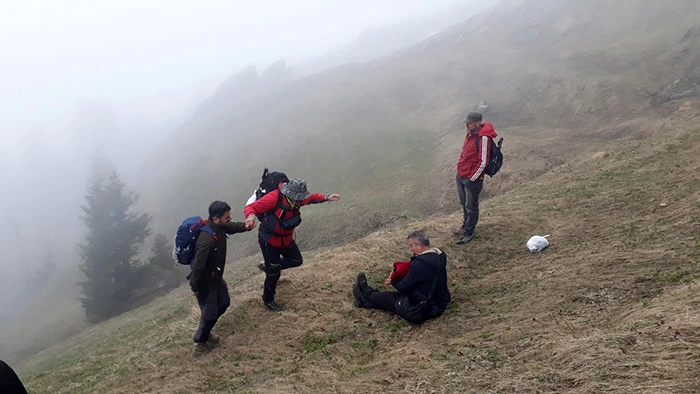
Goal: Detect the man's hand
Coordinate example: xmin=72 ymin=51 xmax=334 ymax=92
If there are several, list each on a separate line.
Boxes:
xmin=328 ymin=193 xmax=341 ymax=202
xmin=245 ymin=216 xmax=256 ymax=230
xmin=190 ymin=290 xmax=198 ymax=296
xmin=383 ymin=277 xmax=392 ymax=288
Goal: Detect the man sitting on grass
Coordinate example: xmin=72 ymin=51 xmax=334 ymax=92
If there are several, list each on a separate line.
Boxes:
xmin=352 ymin=231 xmax=451 ymax=324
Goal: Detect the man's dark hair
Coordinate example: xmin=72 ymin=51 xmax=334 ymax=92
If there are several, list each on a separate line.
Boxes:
xmin=208 ymin=201 xmax=231 ymax=220
xmin=407 ymin=230 xmax=430 ymax=247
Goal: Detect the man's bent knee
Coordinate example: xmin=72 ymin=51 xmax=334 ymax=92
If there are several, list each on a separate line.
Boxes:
xmin=290 ymin=258 xmax=303 ymax=267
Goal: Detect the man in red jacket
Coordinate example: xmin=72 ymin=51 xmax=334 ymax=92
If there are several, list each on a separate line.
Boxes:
xmin=455 ymin=112 xmax=498 ymax=244
xmin=244 ymin=178 xmax=340 ymax=311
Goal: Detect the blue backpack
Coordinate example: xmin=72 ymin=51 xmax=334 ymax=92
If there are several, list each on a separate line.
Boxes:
xmin=173 ymin=216 xmax=217 ymax=265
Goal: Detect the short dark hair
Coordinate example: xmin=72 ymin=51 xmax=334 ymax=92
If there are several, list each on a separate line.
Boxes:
xmin=208 ymin=201 xmax=231 ymax=220
xmin=407 ymin=230 xmax=430 ymax=246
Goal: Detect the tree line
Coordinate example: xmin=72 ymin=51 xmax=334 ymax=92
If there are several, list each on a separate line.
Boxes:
xmin=79 ymin=160 xmax=183 ymax=322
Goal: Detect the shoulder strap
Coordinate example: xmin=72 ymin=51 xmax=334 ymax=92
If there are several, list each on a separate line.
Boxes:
xmin=200 ymin=225 xmax=218 ymax=242
xmin=277 ymin=193 xmax=299 ymax=214
xmin=476 ymin=135 xmax=493 ymax=148
xmin=261 ymin=191 xmax=284 ymax=219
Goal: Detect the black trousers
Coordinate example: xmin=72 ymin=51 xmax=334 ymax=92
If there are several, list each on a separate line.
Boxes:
xmin=456 ymin=174 xmax=484 ymax=236
xmin=361 ymin=285 xmax=398 ymax=313
xmin=259 ymin=239 xmax=303 ymax=303
xmin=194 ymin=280 xmax=230 ymax=343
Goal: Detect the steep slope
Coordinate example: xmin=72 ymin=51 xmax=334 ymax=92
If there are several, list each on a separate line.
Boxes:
xmin=137 ymin=0 xmax=700 ymax=259
xmin=21 ymin=102 xmax=700 ymax=393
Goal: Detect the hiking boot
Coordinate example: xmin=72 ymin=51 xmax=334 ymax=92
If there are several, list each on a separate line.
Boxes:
xmin=264 ymin=300 xmax=284 ymax=312
xmin=192 ymin=342 xmax=209 ymax=359
xmin=453 ymin=227 xmax=465 ymax=236
xmin=352 ymin=283 xmax=370 ymax=308
xmin=208 ymin=332 xmax=220 ymax=344
xmin=257 ymin=263 xmax=266 ymax=274
xmin=456 ymin=233 xmax=475 ymax=245
xmin=356 ymin=272 xmax=368 ymax=289
xmin=191 ymin=331 xmax=220 ymax=344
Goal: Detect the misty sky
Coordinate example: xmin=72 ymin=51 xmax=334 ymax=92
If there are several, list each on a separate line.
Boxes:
xmin=0 ymin=0 xmax=475 ymax=154
xmin=0 ymin=0 xmax=489 ymax=319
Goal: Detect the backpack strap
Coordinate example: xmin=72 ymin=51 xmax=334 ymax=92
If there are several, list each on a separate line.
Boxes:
xmin=275 ymin=192 xmax=299 ymax=218
xmin=200 ymin=225 xmax=218 ymax=243
xmin=184 ymin=225 xmax=218 ymax=280
xmin=259 ymin=192 xmax=299 ymax=238
xmin=476 ymin=136 xmax=485 ymax=160
xmin=476 ymin=135 xmax=490 ymax=150
xmin=477 ymin=135 xmax=502 ymax=149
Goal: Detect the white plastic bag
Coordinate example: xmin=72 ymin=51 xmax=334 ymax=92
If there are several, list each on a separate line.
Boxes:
xmin=527 ymin=235 xmax=550 ymax=253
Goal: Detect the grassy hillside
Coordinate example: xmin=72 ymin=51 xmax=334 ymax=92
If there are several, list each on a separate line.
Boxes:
xmin=136 ymin=0 xmax=700 ymax=259
xmin=21 ymin=102 xmax=700 ymax=393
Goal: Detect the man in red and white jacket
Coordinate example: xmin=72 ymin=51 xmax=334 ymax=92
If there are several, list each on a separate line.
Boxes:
xmin=455 ymin=112 xmax=498 ymax=244
xmin=244 ymin=178 xmax=340 ymax=311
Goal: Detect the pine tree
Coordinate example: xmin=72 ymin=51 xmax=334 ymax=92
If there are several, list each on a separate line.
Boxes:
xmin=78 ymin=161 xmax=151 ymax=322
xmin=149 ymin=233 xmax=173 ymax=271
xmin=141 ymin=233 xmax=183 ymax=291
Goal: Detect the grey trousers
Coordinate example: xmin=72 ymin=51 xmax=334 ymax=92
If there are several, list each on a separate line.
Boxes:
xmin=194 ymin=280 xmax=230 ymax=343
xmin=456 ymin=174 xmax=484 ymax=236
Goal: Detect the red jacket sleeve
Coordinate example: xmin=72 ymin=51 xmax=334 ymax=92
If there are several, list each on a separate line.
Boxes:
xmin=244 ymin=190 xmax=279 ymax=218
xmin=300 ymin=193 xmax=328 ymax=206
xmin=470 ymin=136 xmax=491 ymax=181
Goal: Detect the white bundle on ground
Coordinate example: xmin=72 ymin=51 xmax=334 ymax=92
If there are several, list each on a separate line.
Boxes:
xmin=527 ymin=235 xmax=550 ymax=253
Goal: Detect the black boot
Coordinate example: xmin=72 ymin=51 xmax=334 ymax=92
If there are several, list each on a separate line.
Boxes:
xmin=352 ymin=283 xmax=371 ymax=308
xmin=264 ymin=300 xmax=284 ymax=312
xmin=356 ymin=272 xmax=368 ymax=289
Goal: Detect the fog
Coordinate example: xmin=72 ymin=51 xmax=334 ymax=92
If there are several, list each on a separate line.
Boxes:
xmin=0 ymin=0 xmax=492 ymax=363
xmin=1 ymin=0 xmax=481 ymax=145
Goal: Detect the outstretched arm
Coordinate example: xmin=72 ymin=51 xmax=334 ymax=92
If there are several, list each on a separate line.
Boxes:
xmin=300 ymin=193 xmax=341 ymax=206
xmin=223 ymin=221 xmax=250 ymax=234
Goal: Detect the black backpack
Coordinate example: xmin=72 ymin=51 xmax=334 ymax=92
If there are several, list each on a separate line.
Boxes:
xmin=254 ymin=168 xmax=289 ymax=220
xmin=478 ymin=136 xmax=504 ymax=177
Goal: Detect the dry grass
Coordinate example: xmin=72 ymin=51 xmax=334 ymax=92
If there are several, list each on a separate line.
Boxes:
xmin=21 ymin=102 xmax=700 ymax=393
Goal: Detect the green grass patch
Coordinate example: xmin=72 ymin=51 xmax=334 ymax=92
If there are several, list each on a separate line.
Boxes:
xmin=303 ymin=333 xmax=342 ymax=353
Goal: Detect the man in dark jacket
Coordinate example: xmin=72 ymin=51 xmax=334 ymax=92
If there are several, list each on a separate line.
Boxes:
xmin=456 ymin=111 xmax=499 ymax=244
xmin=0 ymin=360 xmax=27 ymax=394
xmin=353 ymin=231 xmax=450 ymax=324
xmin=190 ymin=200 xmax=253 ymax=358
xmin=244 ymin=178 xmax=340 ymax=311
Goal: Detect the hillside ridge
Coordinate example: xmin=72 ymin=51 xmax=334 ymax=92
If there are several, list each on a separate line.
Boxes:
xmin=21 ymin=101 xmax=700 ymax=393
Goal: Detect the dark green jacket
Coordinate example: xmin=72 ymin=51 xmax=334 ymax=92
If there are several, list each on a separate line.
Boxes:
xmin=189 ymin=221 xmax=249 ymax=292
